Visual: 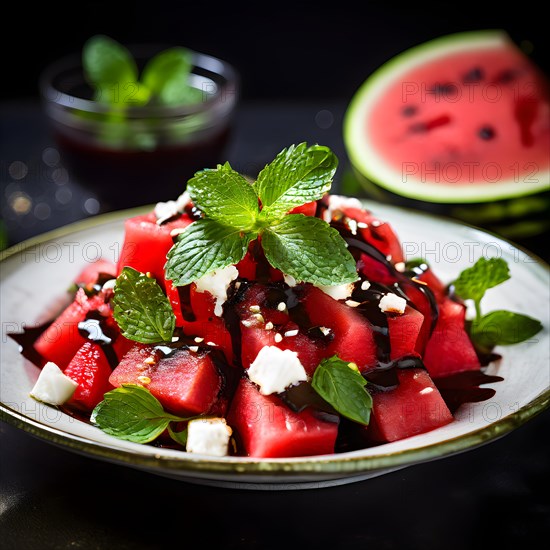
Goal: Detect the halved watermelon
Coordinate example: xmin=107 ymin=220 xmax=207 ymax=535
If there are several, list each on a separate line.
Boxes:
xmin=344 ymin=30 xmax=550 ymax=238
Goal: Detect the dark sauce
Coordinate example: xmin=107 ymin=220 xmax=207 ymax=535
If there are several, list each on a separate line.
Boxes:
xmin=434 ymin=370 xmax=504 ymax=414
xmin=77 ymin=311 xmax=119 ymax=369
xmin=7 ymin=321 xmax=52 ymax=368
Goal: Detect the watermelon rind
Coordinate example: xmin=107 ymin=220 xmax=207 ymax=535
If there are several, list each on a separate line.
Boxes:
xmin=344 ymin=30 xmax=550 ymax=204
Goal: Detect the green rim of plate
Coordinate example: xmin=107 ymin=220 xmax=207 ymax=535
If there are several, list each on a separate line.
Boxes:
xmin=1 ymin=204 xmax=549 ymax=480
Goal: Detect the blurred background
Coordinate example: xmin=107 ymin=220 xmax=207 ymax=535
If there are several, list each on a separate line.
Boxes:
xmin=1 ymin=1 xmax=549 ymax=251
xmin=3 ymin=2 xmax=549 ymax=103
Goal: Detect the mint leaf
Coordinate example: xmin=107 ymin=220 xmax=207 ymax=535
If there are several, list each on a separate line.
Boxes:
xmin=254 ymin=143 xmax=338 ymax=220
xmin=311 ymin=356 xmax=372 ymax=425
xmin=471 ymin=310 xmax=543 ymax=349
xmin=453 ymin=257 xmax=510 ymax=305
xmin=261 ymin=214 xmax=358 ymax=286
xmin=112 ymin=267 xmax=175 ymax=344
xmin=165 ymin=218 xmax=252 ymax=286
xmin=142 ymin=47 xmax=201 ymax=106
xmin=187 ymin=162 xmax=260 ymax=228
xmin=91 ymin=384 xmax=185 ymax=443
xmin=82 ymin=34 xmax=140 ymax=104
xmin=168 ymin=424 xmax=188 ymax=446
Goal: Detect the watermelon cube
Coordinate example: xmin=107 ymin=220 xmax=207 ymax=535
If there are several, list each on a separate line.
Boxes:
xmin=34 ymin=288 xmax=111 ymax=369
xmin=116 ymin=212 xmax=191 ymax=287
xmin=387 ymin=305 xmax=424 ymax=360
xmin=64 ymin=341 xmax=114 ymax=412
xmin=367 ymin=368 xmax=453 ymax=443
xmin=74 ymin=258 xmax=116 ymax=287
xmin=109 ymin=344 xmax=223 ymax=416
xmin=423 ymin=297 xmax=481 ymax=378
xmin=227 ymin=378 xmax=339 ymax=458
xmin=302 ymin=285 xmax=378 ymax=372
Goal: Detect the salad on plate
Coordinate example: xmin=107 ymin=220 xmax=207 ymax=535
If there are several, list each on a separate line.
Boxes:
xmin=11 ymin=143 xmax=543 ymax=459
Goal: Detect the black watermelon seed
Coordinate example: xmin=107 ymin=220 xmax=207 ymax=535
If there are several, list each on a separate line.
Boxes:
xmin=478 ymin=126 xmax=495 ymax=140
xmin=401 ymin=105 xmax=417 ymax=117
xmin=463 ymin=67 xmax=484 ymax=83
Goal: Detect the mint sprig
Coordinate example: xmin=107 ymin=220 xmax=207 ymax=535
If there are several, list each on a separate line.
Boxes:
xmin=91 ymin=384 xmax=190 ymax=444
xmin=112 ymin=267 xmax=175 ymax=343
xmin=165 ymin=143 xmax=358 ymax=288
xmin=254 ymin=143 xmax=337 ymax=221
xmin=452 ymin=257 xmax=542 ymax=350
xmin=262 ymin=215 xmax=358 ymax=286
xmin=470 ymin=310 xmax=543 ymax=350
xmin=186 ymin=162 xmax=260 ymax=228
xmin=453 ymin=257 xmax=510 ymax=319
xmin=311 ymin=356 xmax=372 ymax=425
xmin=83 ymin=34 xmax=199 ymax=107
xmin=166 ymin=219 xmax=253 ymax=287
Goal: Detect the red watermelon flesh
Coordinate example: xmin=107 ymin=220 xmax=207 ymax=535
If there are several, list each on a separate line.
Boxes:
xmin=388 ymin=305 xmax=424 ymax=360
xmin=341 ymin=206 xmax=404 ymax=264
xmin=34 ymin=288 xmax=111 ymax=369
xmin=302 ymin=285 xmax=378 ymax=372
xmin=109 ymin=343 xmax=222 ymax=416
xmin=367 ymin=36 xmax=550 ymax=187
xmin=64 ymin=341 xmax=114 ymax=412
xmin=235 ymin=283 xmax=326 ymax=375
xmin=367 ymin=368 xmax=453 ymax=443
xmin=116 ymin=212 xmax=191 ymax=288
xmin=227 ymin=378 xmax=339 ymax=458
xmin=74 ymin=258 xmax=116 ymax=287
xmin=423 ymin=297 xmax=481 ymax=378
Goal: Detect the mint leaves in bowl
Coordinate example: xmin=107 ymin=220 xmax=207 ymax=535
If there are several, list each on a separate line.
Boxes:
xmin=40 ymin=35 xmax=239 ymax=210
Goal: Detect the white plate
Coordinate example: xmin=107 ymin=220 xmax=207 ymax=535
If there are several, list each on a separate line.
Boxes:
xmin=1 ymin=201 xmax=548 ymax=490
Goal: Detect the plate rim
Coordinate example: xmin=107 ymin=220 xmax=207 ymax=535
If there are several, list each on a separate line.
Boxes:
xmin=1 ymin=200 xmax=549 ymax=480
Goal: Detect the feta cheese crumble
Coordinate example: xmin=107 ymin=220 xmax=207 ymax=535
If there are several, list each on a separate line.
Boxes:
xmin=316 ymin=282 xmax=355 ymax=301
xmin=154 ymin=191 xmax=192 ymax=222
xmin=194 ymin=265 xmax=239 ymax=317
xmin=248 ymin=346 xmax=307 ymax=395
xmin=283 ymin=274 xmax=297 ymax=287
xmin=322 ymin=195 xmax=362 ymax=222
xmin=29 ymin=362 xmax=78 ymax=405
xmin=186 ymin=417 xmax=232 ymax=457
xmin=379 ymin=293 xmax=407 ymax=314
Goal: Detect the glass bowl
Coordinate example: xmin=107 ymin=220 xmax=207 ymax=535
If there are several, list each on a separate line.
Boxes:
xmin=39 ymin=45 xmax=239 ymax=210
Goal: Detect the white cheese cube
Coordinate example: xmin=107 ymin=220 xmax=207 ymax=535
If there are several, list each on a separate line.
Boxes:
xmin=248 ymin=345 xmax=307 ymax=395
xmin=379 ymin=293 xmax=407 ymax=314
xmin=316 ymin=282 xmax=355 ymax=301
xmin=194 ymin=265 xmax=239 ymax=317
xmin=322 ymin=195 xmax=363 ymax=222
xmin=29 ymin=362 xmax=78 ymax=405
xmin=186 ymin=417 xmax=232 ymax=457
xmin=154 ymin=200 xmax=179 ymax=221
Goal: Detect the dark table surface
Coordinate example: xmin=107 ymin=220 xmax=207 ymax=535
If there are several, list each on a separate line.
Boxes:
xmin=1 ymin=99 xmax=549 ymax=549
